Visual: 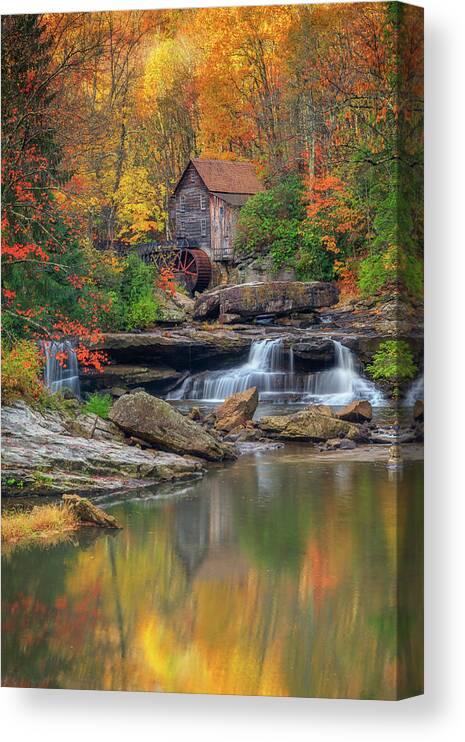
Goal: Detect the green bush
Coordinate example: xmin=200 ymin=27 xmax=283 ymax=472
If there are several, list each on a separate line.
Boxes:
xmin=83 ymin=392 xmax=113 ymax=419
xmin=125 ymin=291 xmax=161 ymax=330
xmin=102 ymin=290 xmax=126 ymax=331
xmin=98 ymin=252 xmax=161 ymax=331
xmin=358 ymin=248 xmax=423 ymax=298
xmin=235 ymin=176 xmax=306 ymax=271
xmin=235 ymin=175 xmax=338 ymax=280
xmin=295 ymin=226 xmax=335 ymax=282
xmin=358 ymin=252 xmax=396 ymax=296
xmin=367 ymin=340 xmax=417 ymax=382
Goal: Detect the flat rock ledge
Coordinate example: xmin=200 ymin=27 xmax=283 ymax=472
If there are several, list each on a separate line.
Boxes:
xmin=1 ymin=402 xmax=205 ymax=495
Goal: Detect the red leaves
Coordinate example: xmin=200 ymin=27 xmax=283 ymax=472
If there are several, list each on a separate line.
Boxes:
xmin=67 ymin=273 xmax=86 ymax=290
xmin=2 ymin=241 xmax=50 ymax=262
xmin=306 ymin=175 xmax=348 ymax=220
xmin=157 ymin=267 xmax=177 ymax=297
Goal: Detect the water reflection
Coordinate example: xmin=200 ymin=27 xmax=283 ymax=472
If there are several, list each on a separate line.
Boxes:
xmin=2 ymin=450 xmax=423 ymax=699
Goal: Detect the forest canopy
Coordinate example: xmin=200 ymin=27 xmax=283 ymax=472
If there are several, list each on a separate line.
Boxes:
xmin=1 ymin=3 xmax=424 ymax=366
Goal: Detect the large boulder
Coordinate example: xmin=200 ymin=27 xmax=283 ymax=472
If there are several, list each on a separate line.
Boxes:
xmin=194 ymin=282 xmax=339 ymax=321
xmin=109 ymin=391 xmax=235 ymax=461
xmin=215 ymin=387 xmax=259 ymax=432
xmin=335 ymin=400 xmax=372 ymax=423
xmin=290 ymin=339 xmax=336 ymax=367
xmin=259 ymin=406 xmax=360 ymax=442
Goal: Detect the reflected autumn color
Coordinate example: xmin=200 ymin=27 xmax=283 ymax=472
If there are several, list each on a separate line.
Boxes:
xmin=2 ymin=450 xmax=423 ymax=699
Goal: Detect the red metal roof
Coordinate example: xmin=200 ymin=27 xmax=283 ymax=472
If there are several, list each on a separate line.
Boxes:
xmin=190 ymin=159 xmax=264 ymax=195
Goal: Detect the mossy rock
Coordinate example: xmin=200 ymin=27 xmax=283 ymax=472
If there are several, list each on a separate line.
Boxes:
xmin=62 ymin=494 xmax=121 ymax=528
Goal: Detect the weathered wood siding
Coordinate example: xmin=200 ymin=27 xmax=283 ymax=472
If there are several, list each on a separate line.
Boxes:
xmin=210 ymin=195 xmax=239 ymax=262
xmin=175 ymin=163 xmax=211 ymax=255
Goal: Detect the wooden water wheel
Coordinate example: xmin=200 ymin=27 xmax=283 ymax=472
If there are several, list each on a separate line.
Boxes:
xmin=173 ymin=247 xmax=212 ymax=294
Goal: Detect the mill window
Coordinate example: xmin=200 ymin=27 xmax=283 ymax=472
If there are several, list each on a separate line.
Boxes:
xmin=201 ymin=218 xmax=207 ymax=237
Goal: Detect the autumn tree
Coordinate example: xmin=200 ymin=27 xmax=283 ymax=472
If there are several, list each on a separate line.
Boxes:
xmin=1 ymin=14 xmax=105 ymax=366
xmin=47 ymin=11 xmax=163 ymax=245
xmin=302 ymin=2 xmax=424 ymax=295
xmin=138 ymin=33 xmax=200 ymax=238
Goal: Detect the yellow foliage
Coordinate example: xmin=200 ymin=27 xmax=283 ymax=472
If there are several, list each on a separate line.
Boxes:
xmin=115 ymin=166 xmax=166 ymax=242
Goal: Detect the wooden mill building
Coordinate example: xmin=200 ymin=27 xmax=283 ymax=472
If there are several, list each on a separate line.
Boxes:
xmin=171 ymin=159 xmax=264 ymax=264
xmin=97 ymin=158 xmax=264 ymax=294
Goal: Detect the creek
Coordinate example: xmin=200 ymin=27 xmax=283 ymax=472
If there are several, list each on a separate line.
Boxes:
xmin=1 ymin=447 xmax=423 ymax=698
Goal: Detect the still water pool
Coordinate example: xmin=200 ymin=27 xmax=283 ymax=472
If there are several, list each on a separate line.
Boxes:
xmin=2 ymin=447 xmax=423 ymax=699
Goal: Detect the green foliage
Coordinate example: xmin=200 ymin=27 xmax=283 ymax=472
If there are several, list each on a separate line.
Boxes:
xmin=121 ymin=253 xmax=161 ymax=329
xmin=98 ymin=252 xmax=161 ymax=331
xmin=125 ymin=292 xmax=161 ymax=330
xmin=358 ymin=248 xmax=423 ymax=298
xmin=358 ymin=252 xmax=397 ymax=296
xmin=295 ymin=226 xmax=336 ymax=282
xmin=102 ymin=290 xmax=127 ymax=331
xmin=1 ymin=340 xmax=44 ymax=404
xmin=235 ymin=176 xmax=306 ymax=271
xmin=399 ymin=251 xmax=423 ymax=297
xmin=235 ymin=175 xmax=338 ymax=281
xmin=367 ymin=340 xmax=417 ymax=382
xmin=36 ymin=391 xmax=81 ymax=415
xmin=5 ymin=478 xmax=25 ymax=489
xmin=83 ymin=393 xmax=113 ymax=420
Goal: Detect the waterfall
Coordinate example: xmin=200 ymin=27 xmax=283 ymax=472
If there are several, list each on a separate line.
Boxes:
xmin=404 ymin=374 xmax=424 ymax=406
xmin=302 ymin=341 xmax=385 ymax=406
xmin=169 ymin=338 xmax=293 ymax=401
xmin=168 ymin=337 xmax=384 ymax=406
xmin=41 ymin=339 xmax=81 ymax=398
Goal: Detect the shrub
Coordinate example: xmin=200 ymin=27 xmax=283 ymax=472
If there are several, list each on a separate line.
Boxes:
xmin=295 ymin=226 xmax=335 ymax=282
xmin=102 ymin=290 xmax=126 ymax=331
xmin=1 ymin=339 xmax=44 ymax=404
xmin=96 ymin=252 xmax=163 ymax=331
xmin=358 ymin=247 xmax=423 ymax=298
xmin=235 ymin=176 xmax=307 ymax=271
xmin=120 ymin=251 xmax=155 ymax=301
xmin=83 ymin=392 xmax=113 ymax=419
xmin=358 ymin=251 xmax=396 ymax=296
xmin=125 ymin=291 xmax=160 ymax=330
xmin=367 ymin=340 xmax=417 ymax=382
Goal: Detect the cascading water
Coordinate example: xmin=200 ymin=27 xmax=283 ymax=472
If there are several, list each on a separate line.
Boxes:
xmin=41 ymin=339 xmax=81 ymax=398
xmin=308 ymin=341 xmax=385 ymax=406
xmin=404 ymin=373 xmax=424 ymax=406
xmin=168 ymin=337 xmax=384 ymax=406
xmin=168 ymin=338 xmax=292 ymax=401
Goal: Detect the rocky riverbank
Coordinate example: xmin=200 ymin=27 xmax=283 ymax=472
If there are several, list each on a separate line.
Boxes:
xmin=1 ymin=401 xmax=206 ymax=495
xmin=1 ymin=383 xmax=423 ymax=498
